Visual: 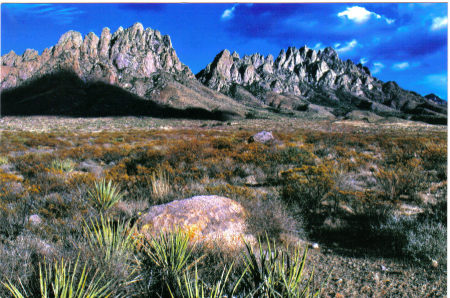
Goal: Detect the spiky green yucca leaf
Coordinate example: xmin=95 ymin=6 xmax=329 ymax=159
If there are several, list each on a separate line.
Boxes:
xmin=39 ymin=256 xmax=113 ymax=298
xmin=3 ymin=256 xmax=113 ymax=298
xmin=143 ymin=230 xmax=194 ymax=278
xmin=242 ymin=235 xmax=322 ymax=297
xmin=51 ymin=159 xmax=76 ymax=173
xmin=2 ymin=278 xmax=27 ymax=298
xmin=139 ymin=229 xmax=205 ymax=296
xmin=83 ymin=215 xmax=137 ymax=262
xmin=88 ymin=179 xmax=123 ymax=211
xmin=176 ymin=263 xmax=242 ymax=298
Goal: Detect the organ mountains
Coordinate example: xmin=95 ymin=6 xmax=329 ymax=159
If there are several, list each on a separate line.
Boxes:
xmin=1 ymin=23 xmax=447 ymax=124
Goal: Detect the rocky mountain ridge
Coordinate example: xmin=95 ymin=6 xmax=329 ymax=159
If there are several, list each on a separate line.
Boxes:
xmin=1 ymin=23 xmax=446 ymax=124
xmin=1 ymin=23 xmax=192 ymax=92
xmin=196 ymin=47 xmax=447 ymax=123
xmin=1 ymin=23 xmax=246 ymax=115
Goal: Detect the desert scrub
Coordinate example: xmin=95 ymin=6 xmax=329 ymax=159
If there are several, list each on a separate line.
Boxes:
xmin=275 ymin=144 xmax=316 ymax=166
xmin=50 ymin=158 xmax=76 ymax=173
xmin=375 ymin=158 xmax=425 ymax=202
xmin=88 ymin=179 xmax=124 ymax=212
xmin=2 ymin=255 xmax=113 ymax=298
xmin=240 ymin=235 xmax=323 ymax=297
xmin=375 ymin=213 xmax=447 ymax=265
xmin=281 ymin=164 xmax=335 ymax=215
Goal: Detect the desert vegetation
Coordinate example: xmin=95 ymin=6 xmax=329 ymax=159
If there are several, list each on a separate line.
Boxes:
xmin=0 ymin=117 xmax=446 ymax=297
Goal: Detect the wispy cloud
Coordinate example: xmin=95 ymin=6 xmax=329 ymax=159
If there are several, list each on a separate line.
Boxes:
xmin=221 ymin=4 xmax=238 ymax=21
xmin=392 ymin=61 xmax=410 ymax=70
xmin=335 ymin=39 xmax=358 ymax=53
xmin=371 ymin=62 xmax=385 ymax=74
xmin=337 ymin=6 xmax=394 ymax=24
xmin=5 ymin=4 xmax=84 ymax=24
xmin=424 ymin=73 xmax=447 ymax=86
xmin=431 ymin=16 xmax=447 ymax=31
xmin=359 ymin=57 xmax=368 ymax=65
xmin=313 ymin=42 xmax=324 ymax=50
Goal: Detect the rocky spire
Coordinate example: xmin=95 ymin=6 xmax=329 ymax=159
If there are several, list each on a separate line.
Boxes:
xmin=1 ymin=23 xmax=194 ymax=96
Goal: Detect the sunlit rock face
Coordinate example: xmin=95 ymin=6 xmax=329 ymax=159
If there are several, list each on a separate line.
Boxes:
xmin=0 ymin=22 xmax=194 ymax=95
xmin=137 ymin=195 xmax=256 ymax=248
xmin=196 ymin=46 xmax=447 ymax=123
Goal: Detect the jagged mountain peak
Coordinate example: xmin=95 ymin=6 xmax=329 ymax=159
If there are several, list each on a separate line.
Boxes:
xmin=196 ymin=45 xmax=447 ymax=124
xmin=1 ymin=23 xmax=194 ymax=93
xmin=1 ymin=23 xmax=251 ymax=118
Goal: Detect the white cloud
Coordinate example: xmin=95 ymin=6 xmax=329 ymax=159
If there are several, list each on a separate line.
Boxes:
xmin=6 ymin=4 xmax=83 ymax=24
xmin=338 ymin=6 xmax=378 ymax=23
xmin=335 ymin=39 xmax=358 ymax=53
xmin=313 ymin=43 xmax=324 ymax=50
xmin=359 ymin=57 xmax=368 ymax=65
xmin=372 ymin=62 xmax=385 ymax=74
xmin=392 ymin=62 xmax=410 ymax=70
xmin=221 ymin=4 xmax=238 ymax=20
xmin=337 ymin=6 xmax=394 ymax=24
xmin=431 ymin=16 xmax=448 ymax=31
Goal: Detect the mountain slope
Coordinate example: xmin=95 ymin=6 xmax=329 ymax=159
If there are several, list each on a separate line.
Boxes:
xmin=0 ymin=23 xmax=247 ymax=117
xmin=196 ymin=47 xmax=447 ymax=124
xmin=0 ymin=70 xmax=239 ymax=120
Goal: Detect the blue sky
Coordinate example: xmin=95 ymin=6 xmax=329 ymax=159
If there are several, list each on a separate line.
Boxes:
xmin=1 ymin=3 xmax=448 ymax=99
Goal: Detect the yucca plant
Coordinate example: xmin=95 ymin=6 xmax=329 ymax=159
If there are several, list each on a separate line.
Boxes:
xmin=51 ymin=158 xmax=76 ymax=173
xmin=2 ymin=278 xmax=27 ymax=298
xmin=176 ymin=263 xmax=243 ymax=298
xmin=87 ymin=179 xmax=123 ymax=212
xmin=83 ymin=215 xmax=139 ymax=296
xmin=241 ymin=235 xmax=323 ymax=297
xmin=83 ymin=215 xmax=137 ymax=262
xmin=138 ymin=230 xmax=202 ymax=296
xmin=2 ymin=256 xmax=113 ymax=298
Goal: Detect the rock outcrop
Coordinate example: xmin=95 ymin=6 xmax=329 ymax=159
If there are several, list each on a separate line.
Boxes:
xmin=1 ymin=23 xmax=192 ymax=92
xmin=196 ymin=47 xmax=447 ymax=124
xmin=136 ymin=195 xmax=255 ymax=248
xmin=0 ymin=23 xmax=245 ymax=115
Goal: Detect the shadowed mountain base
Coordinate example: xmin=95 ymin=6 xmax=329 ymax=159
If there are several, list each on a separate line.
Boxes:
xmin=0 ymin=70 xmax=239 ymax=121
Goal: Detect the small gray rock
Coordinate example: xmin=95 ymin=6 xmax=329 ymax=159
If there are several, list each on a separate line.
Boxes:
xmin=248 ymin=131 xmax=275 ymax=144
xmin=28 ymin=214 xmax=43 ymax=226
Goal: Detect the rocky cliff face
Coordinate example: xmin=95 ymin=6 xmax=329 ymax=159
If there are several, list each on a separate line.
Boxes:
xmin=1 ymin=23 xmax=193 ymax=98
xmin=196 ymin=47 xmax=447 ymax=123
xmin=1 ymin=23 xmax=247 ymax=115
